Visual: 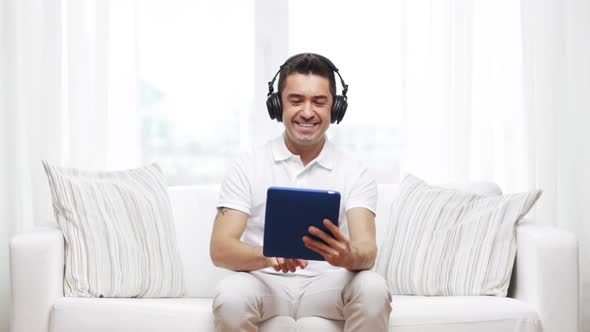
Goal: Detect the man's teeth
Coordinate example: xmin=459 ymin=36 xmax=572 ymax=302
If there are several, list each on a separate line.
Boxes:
xmin=298 ymin=123 xmax=316 ymax=127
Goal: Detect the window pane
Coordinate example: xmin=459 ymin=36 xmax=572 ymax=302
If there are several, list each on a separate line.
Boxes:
xmin=138 ymin=0 xmax=254 ymax=185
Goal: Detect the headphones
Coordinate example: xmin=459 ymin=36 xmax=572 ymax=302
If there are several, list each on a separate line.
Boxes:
xmin=266 ymin=53 xmax=349 ymax=124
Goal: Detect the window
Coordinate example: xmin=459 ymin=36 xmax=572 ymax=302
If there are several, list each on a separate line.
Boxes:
xmin=138 ymin=0 xmax=254 ymax=185
xmin=137 ymin=0 xmax=401 ymax=185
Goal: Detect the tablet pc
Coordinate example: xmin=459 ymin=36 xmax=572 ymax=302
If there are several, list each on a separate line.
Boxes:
xmin=263 ymin=186 xmax=341 ymax=261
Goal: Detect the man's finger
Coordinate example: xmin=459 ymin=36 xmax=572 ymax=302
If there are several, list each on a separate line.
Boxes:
xmin=323 ymin=219 xmax=349 ymax=243
xmin=278 ymin=257 xmax=290 ymax=273
xmin=303 ymin=235 xmax=339 ymax=256
xmin=303 ymin=240 xmax=334 ymax=261
xmin=308 ymin=225 xmax=340 ymax=248
xmin=295 ymin=259 xmax=308 ymax=269
xmin=270 ymin=257 xmax=280 ymax=271
xmin=275 ymin=257 xmax=285 ymax=273
xmin=285 ymin=259 xmax=297 ymax=272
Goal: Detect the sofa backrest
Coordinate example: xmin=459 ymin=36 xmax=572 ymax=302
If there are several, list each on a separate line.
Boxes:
xmin=168 ymin=185 xmax=226 ymax=298
xmin=168 ymin=182 xmax=501 ymax=298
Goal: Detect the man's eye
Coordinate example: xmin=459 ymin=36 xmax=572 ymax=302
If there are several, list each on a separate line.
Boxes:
xmin=315 ymin=102 xmax=326 ymax=107
xmin=291 ymin=100 xmax=302 ymax=105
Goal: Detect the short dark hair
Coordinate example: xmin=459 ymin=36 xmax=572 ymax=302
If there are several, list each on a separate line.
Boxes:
xmin=277 ymin=53 xmax=337 ymax=99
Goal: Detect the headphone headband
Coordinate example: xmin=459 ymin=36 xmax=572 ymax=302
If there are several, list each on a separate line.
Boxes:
xmin=266 ymin=53 xmax=348 ymax=98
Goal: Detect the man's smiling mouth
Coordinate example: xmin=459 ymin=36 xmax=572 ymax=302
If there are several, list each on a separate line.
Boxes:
xmin=295 ymin=121 xmax=319 ymax=128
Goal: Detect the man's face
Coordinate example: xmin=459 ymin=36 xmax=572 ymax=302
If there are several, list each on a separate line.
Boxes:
xmin=281 ymin=72 xmax=333 ymax=150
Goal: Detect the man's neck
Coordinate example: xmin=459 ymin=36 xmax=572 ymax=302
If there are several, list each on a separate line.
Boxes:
xmin=283 ymin=135 xmax=326 ymax=167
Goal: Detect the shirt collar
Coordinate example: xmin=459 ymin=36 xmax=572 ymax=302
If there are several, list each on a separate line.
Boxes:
xmin=271 ymin=133 xmax=335 ymax=171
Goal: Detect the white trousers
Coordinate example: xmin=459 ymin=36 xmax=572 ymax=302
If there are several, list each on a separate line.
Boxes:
xmin=212 ymin=269 xmax=392 ymax=332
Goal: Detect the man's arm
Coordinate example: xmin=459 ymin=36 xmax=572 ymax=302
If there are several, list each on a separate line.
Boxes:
xmin=210 ymin=207 xmax=308 ymax=272
xmin=346 ymin=207 xmax=377 ymax=270
xmin=302 ymin=207 xmax=377 ymax=271
xmin=209 ymin=207 xmax=266 ymax=271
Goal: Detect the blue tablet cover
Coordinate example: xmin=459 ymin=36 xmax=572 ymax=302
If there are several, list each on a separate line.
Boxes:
xmin=263 ymin=186 xmax=341 ymax=261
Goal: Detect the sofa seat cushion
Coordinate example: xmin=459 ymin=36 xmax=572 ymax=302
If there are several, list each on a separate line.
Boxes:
xmin=390 ymin=295 xmax=541 ymax=332
xmin=50 ymin=297 xmax=214 ymax=332
xmin=50 ymin=295 xmax=541 ymax=332
xmin=50 ymin=297 xmax=294 ymax=332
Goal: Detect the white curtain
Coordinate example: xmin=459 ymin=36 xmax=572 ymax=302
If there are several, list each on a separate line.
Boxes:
xmin=399 ymin=0 xmax=590 ymax=329
xmin=1 ymin=1 xmax=69 ymax=328
xmin=521 ymin=0 xmax=590 ymax=328
xmin=0 ymin=0 xmax=138 ymax=331
xmin=400 ymin=0 xmax=529 ymax=190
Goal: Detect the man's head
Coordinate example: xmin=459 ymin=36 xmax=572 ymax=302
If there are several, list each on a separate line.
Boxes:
xmin=266 ymin=53 xmax=349 ymax=126
xmin=277 ymin=53 xmax=337 ymax=152
xmin=277 ymin=53 xmax=337 ymax=101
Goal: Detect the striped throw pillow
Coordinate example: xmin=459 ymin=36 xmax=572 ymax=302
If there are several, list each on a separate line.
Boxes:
xmin=42 ymin=161 xmax=185 ymax=298
xmin=375 ymin=174 xmax=542 ymax=296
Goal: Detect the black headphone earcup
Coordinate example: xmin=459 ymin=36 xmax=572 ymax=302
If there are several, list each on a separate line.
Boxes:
xmin=331 ymin=95 xmax=348 ymax=124
xmin=266 ymin=93 xmax=283 ymax=122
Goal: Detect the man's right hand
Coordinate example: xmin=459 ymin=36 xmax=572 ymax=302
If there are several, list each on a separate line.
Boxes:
xmin=265 ymin=257 xmax=308 ymax=273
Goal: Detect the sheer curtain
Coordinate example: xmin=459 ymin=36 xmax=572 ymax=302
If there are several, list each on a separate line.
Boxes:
xmin=400 ymin=0 xmax=529 ymax=190
xmin=521 ymin=0 xmax=590 ymax=328
xmin=399 ymin=0 xmax=590 ymax=329
xmin=0 ymin=0 xmax=138 ymax=330
xmin=1 ymin=1 xmax=69 ymax=329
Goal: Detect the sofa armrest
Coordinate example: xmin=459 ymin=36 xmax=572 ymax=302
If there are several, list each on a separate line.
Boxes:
xmin=10 ymin=227 xmax=65 ymax=332
xmin=509 ymin=222 xmax=579 ymax=332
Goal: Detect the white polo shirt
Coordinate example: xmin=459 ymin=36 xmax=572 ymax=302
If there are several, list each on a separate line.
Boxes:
xmin=216 ymin=133 xmax=377 ymax=276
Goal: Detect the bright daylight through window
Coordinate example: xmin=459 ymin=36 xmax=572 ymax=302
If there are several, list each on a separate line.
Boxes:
xmin=138 ymin=0 xmax=401 ymax=185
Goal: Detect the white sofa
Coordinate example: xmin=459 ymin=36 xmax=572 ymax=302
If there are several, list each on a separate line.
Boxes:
xmin=10 ymin=184 xmax=579 ymax=332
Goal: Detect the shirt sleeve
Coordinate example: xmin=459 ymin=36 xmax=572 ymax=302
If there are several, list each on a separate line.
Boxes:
xmin=345 ymin=167 xmax=378 ymax=216
xmin=216 ymin=154 xmax=252 ymax=215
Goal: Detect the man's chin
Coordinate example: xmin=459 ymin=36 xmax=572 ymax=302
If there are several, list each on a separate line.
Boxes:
xmin=292 ymin=133 xmax=324 ymax=146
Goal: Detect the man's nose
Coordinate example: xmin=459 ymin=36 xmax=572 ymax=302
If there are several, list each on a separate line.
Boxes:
xmin=300 ymin=101 xmax=314 ymax=118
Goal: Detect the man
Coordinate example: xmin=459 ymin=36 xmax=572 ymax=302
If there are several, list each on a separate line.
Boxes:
xmin=210 ymin=53 xmax=391 ymax=332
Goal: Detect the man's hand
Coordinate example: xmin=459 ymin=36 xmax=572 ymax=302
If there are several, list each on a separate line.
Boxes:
xmin=265 ymin=257 xmax=308 ymax=273
xmin=302 ymin=219 xmax=356 ymax=269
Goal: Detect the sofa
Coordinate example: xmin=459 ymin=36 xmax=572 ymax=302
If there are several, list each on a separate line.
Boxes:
xmin=10 ymin=183 xmax=579 ymax=332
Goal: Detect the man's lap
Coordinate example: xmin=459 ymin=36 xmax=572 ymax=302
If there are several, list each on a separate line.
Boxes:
xmin=213 ymin=269 xmax=390 ymax=321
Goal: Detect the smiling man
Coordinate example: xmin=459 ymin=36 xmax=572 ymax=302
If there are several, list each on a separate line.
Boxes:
xmin=210 ymin=53 xmax=392 ymax=332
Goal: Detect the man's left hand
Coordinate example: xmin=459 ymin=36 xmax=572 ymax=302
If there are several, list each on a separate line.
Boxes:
xmin=302 ymin=219 xmax=355 ymax=269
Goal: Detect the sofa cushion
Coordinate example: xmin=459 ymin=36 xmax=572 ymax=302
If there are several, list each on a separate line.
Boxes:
xmin=390 ymin=295 xmax=541 ymax=332
xmin=42 ymin=161 xmax=185 ymax=298
xmin=50 ymin=298 xmax=213 ymax=332
xmin=49 ymin=297 xmax=304 ymax=332
xmin=49 ymin=296 xmax=540 ymax=332
xmin=376 ymin=174 xmax=542 ymax=296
